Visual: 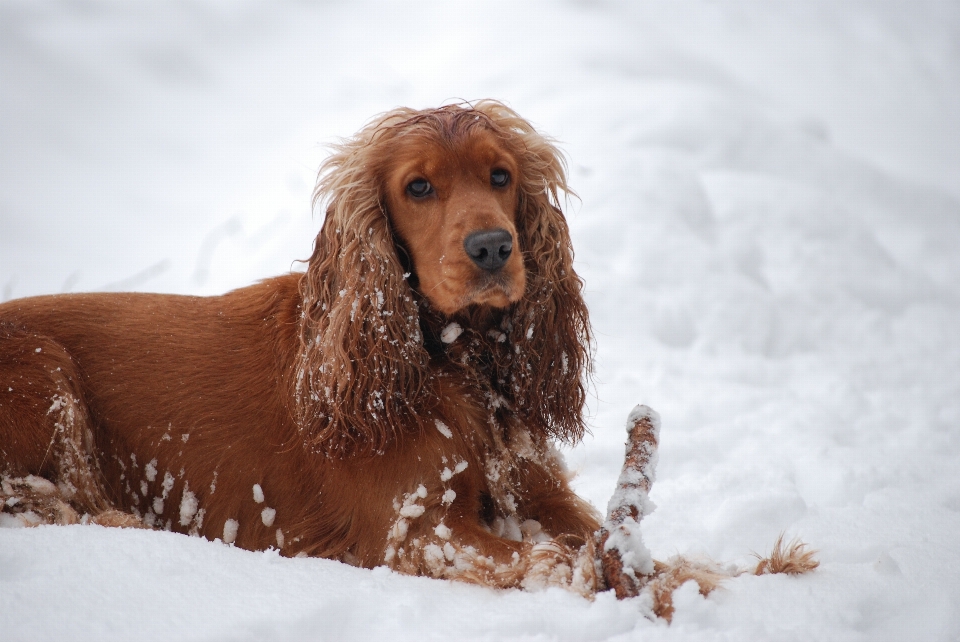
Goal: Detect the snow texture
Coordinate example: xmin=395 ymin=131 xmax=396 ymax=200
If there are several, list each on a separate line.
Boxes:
xmin=222 ymin=519 xmax=239 ymax=546
xmin=604 ymin=520 xmax=655 ymax=577
xmin=440 ymin=323 xmax=463 ymax=344
xmin=178 ymin=489 xmax=198 ymax=527
xmin=434 ymin=419 xmax=453 ymax=439
xmin=261 ymin=507 xmax=276 ymax=528
xmin=2 ymin=1 xmax=960 ymax=640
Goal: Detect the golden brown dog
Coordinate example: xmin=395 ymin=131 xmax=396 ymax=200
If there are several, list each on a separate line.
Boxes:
xmin=0 ymin=101 xmax=602 ymax=591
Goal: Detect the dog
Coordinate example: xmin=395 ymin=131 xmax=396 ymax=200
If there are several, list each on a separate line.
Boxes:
xmin=1 ymin=101 xmax=603 ymax=592
xmin=0 ymin=101 xmax=817 ymax=612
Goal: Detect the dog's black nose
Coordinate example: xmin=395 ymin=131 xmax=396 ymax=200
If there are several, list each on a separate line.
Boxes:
xmin=464 ymin=228 xmax=513 ymax=271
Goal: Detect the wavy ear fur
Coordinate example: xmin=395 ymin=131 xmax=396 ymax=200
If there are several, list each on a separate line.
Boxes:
xmin=295 ymin=109 xmax=434 ymax=457
xmin=471 ymin=101 xmax=591 ymax=445
xmin=297 ymin=101 xmax=591 ymax=456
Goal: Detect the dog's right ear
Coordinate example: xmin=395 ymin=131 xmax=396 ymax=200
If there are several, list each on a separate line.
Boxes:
xmin=294 ymin=115 xmax=432 ymax=458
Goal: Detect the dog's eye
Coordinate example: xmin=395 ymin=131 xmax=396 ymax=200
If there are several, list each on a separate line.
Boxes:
xmin=406 ymin=179 xmax=434 ymax=198
xmin=490 ymin=169 xmax=510 ymax=188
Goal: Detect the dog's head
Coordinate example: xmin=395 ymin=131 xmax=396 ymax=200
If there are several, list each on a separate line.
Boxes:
xmin=298 ymin=101 xmax=590 ymax=456
xmin=379 ymin=116 xmax=526 ymax=314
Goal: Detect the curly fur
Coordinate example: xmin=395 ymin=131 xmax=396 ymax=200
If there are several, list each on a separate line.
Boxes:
xmin=296 ymin=101 xmax=590 ymax=457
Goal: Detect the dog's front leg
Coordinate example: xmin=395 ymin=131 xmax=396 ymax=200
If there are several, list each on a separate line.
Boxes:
xmin=380 ymin=471 xmax=600 ymax=595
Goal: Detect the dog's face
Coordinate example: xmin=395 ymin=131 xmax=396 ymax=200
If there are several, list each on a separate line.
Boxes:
xmin=382 ymin=129 xmax=526 ymax=315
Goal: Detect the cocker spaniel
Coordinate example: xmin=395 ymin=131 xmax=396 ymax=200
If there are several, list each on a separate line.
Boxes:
xmin=0 ymin=101 xmax=815 ymax=615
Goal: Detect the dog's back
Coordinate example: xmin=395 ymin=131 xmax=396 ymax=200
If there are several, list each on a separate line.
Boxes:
xmin=0 ymin=275 xmax=310 ymax=543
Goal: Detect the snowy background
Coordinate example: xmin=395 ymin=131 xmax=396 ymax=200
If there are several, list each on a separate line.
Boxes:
xmin=2 ymin=1 xmax=960 ymax=640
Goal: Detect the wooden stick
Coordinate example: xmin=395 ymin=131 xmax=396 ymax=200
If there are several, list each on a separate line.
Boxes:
xmin=596 ymin=405 xmax=660 ymax=599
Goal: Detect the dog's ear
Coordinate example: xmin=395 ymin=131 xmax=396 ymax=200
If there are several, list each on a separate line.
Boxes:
xmin=295 ymin=118 xmax=431 ymax=457
xmin=476 ymin=101 xmax=592 ymax=445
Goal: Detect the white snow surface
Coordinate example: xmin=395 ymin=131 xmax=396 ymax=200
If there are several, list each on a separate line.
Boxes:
xmin=2 ymin=1 xmax=960 ymax=640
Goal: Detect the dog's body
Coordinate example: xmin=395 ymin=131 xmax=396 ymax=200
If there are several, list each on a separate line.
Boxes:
xmin=1 ymin=274 xmax=597 ymax=568
xmin=1 ymin=102 xmax=601 ymax=590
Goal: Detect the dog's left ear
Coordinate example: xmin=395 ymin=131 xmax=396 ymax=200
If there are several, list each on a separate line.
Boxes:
xmin=294 ymin=120 xmax=432 ymax=457
xmin=476 ymin=101 xmax=592 ymax=445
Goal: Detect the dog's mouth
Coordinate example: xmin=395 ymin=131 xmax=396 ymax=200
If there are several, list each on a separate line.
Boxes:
xmin=461 ymin=271 xmax=523 ymax=309
xmin=408 ymin=272 xmax=515 ymax=315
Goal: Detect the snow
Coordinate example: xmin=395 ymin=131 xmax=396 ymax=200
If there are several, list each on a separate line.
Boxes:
xmin=222 ymin=518 xmax=239 ymax=546
xmin=440 ymin=323 xmax=463 ymax=344
xmin=435 ymin=419 xmax=453 ymax=439
xmin=2 ymin=1 xmax=960 ymax=640
xmin=144 ymin=458 xmax=158 ymax=483
xmin=399 ymin=504 xmax=426 ymax=519
xmin=179 ymin=488 xmax=199 ymax=526
xmin=260 ymin=507 xmax=276 ymax=528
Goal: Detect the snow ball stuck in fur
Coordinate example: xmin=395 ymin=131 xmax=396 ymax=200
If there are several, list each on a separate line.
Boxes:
xmin=440 ymin=462 xmax=466 ymax=482
xmin=161 ymin=472 xmax=174 ymax=498
xmin=434 ymin=523 xmax=451 ymax=540
xmin=223 ymin=519 xmax=239 ymax=544
xmin=144 ymin=459 xmax=158 ymax=482
xmin=261 ymin=507 xmax=276 ymax=527
xmin=391 ymin=519 xmax=409 ymax=541
xmin=179 ymin=490 xmax=198 ymax=526
xmin=23 ymin=475 xmax=57 ymax=494
xmin=442 ymin=489 xmax=456 ymax=505
xmin=491 ymin=516 xmax=523 ymax=542
xmin=47 ymin=396 xmax=65 ymax=414
xmin=520 ymin=519 xmax=542 ymax=538
xmin=440 ymin=323 xmax=463 ymax=344
xmin=252 ymin=484 xmax=264 ymax=503
xmin=435 ymin=420 xmax=453 ymax=439
xmin=399 ymin=504 xmax=425 ymax=518
xmin=424 ymin=543 xmax=445 ymax=566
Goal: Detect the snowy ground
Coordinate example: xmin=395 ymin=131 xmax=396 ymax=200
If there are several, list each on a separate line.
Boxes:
xmin=2 ymin=1 xmax=960 ymax=640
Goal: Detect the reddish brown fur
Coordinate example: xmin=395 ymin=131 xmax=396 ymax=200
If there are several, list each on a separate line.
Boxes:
xmin=646 ymin=536 xmax=821 ymax=622
xmin=753 ymin=534 xmax=820 ymax=576
xmin=0 ymin=101 xmax=600 ymax=590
